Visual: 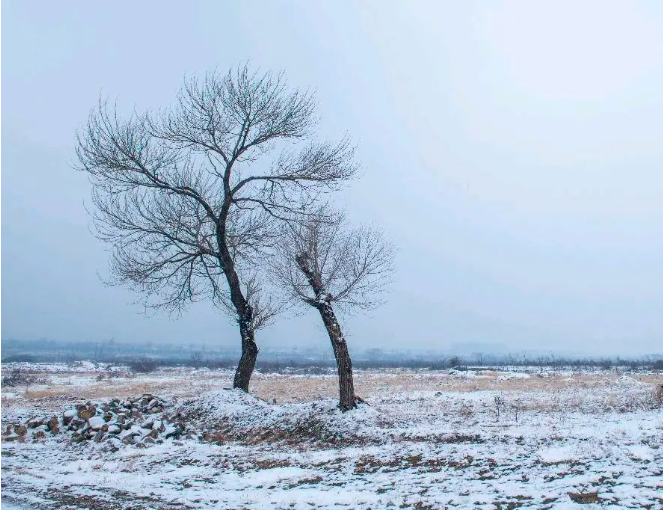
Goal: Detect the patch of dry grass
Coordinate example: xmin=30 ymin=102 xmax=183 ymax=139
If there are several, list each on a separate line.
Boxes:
xmin=14 ymin=372 xmax=233 ymax=401
xmin=3 ymin=368 xmax=662 ymax=420
xmin=251 ymin=371 xmax=663 ymax=405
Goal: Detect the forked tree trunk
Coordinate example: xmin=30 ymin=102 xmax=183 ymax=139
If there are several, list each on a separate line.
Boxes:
xmin=317 ymin=303 xmax=357 ymax=411
xmin=233 ymin=322 xmax=258 ymax=392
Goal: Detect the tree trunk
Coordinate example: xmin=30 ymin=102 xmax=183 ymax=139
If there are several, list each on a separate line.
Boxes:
xmin=217 ymin=196 xmax=259 ymax=393
xmin=233 ymin=322 xmax=258 ymax=392
xmin=317 ymin=303 xmax=357 ymax=411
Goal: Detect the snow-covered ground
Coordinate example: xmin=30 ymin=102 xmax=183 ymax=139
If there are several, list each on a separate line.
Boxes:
xmin=2 ymin=364 xmax=662 ymax=509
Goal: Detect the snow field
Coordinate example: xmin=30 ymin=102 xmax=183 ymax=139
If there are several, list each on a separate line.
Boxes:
xmin=2 ymin=365 xmax=662 ymax=509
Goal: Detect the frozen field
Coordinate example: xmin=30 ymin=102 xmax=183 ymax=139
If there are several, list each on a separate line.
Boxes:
xmin=1 ymin=363 xmax=662 ymax=509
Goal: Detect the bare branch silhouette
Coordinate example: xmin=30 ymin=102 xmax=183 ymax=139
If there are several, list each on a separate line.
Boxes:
xmin=76 ymin=65 xmax=357 ymax=391
xmin=272 ymin=208 xmax=394 ymax=409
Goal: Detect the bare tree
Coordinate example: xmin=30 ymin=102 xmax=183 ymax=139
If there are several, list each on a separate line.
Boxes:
xmin=273 ymin=211 xmax=394 ymax=410
xmin=75 ymin=65 xmax=357 ymax=392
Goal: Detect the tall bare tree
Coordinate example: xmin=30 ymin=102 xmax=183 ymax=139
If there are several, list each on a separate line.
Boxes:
xmin=273 ymin=211 xmax=394 ymax=410
xmin=75 ymin=66 xmax=357 ymax=391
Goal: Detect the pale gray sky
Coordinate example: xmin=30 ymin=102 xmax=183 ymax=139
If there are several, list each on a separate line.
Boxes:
xmin=3 ymin=1 xmax=662 ymax=355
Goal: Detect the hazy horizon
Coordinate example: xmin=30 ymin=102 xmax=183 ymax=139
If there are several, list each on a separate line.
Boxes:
xmin=4 ymin=336 xmax=662 ymax=361
xmin=3 ymin=1 xmax=663 ymax=356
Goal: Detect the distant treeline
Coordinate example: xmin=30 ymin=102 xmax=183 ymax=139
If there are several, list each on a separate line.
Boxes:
xmin=2 ymin=338 xmax=662 ymax=372
xmin=255 ymin=356 xmax=663 ymax=372
xmin=128 ymin=355 xmax=663 ymax=373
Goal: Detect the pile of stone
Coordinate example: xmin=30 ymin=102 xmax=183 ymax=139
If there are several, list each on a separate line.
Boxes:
xmin=2 ymin=415 xmax=60 ymax=442
xmin=2 ymin=394 xmax=192 ymax=446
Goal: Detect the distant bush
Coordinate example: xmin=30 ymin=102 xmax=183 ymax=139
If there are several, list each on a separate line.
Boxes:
xmin=256 ymin=360 xmax=285 ymax=373
xmin=448 ymin=356 xmax=464 ymax=369
xmin=1 ymin=368 xmax=42 ymax=389
xmin=127 ymin=357 xmax=158 ymax=373
xmin=653 ymin=359 xmax=663 ymax=371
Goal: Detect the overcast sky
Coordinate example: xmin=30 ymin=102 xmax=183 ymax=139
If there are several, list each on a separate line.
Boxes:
xmin=3 ymin=1 xmax=662 ymax=355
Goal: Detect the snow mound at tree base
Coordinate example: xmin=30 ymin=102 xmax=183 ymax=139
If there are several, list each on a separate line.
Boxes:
xmin=180 ymin=388 xmax=389 ymax=445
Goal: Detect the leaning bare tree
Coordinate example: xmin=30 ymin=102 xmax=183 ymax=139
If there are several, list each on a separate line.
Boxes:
xmin=273 ymin=210 xmax=394 ymax=410
xmin=75 ymin=65 xmax=357 ymax=392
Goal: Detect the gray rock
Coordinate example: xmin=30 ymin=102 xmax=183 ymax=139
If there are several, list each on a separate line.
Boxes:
xmin=77 ymin=406 xmax=96 ymax=420
xmin=63 ymin=410 xmax=77 ymax=425
xmin=47 ymin=416 xmax=60 ymax=434
xmin=88 ymin=417 xmax=106 ymax=430
xmin=33 ymin=430 xmax=47 ymax=441
xmin=27 ymin=418 xmax=44 ymax=429
xmin=164 ymin=425 xmax=184 ymax=440
xmin=107 ymin=425 xmax=121 ymax=434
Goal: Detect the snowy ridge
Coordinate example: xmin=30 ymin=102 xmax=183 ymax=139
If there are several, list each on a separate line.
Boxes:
xmin=181 ymin=388 xmax=387 ymax=444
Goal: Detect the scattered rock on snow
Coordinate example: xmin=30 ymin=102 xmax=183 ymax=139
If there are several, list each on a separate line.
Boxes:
xmin=47 ymin=416 xmax=60 ymax=434
xmin=77 ymin=405 xmax=97 ymax=420
xmin=107 ymin=425 xmax=121 ymax=434
xmin=63 ymin=409 xmax=77 ymax=425
xmin=27 ymin=418 xmax=44 ymax=429
xmin=33 ymin=430 xmax=47 ymax=441
xmin=89 ymin=416 xmax=106 ymax=430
